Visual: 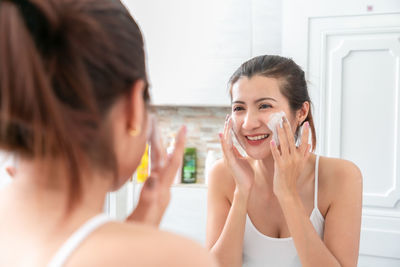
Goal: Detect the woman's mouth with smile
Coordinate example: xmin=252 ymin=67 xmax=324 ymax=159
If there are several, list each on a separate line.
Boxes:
xmin=245 ymin=133 xmax=270 ymax=145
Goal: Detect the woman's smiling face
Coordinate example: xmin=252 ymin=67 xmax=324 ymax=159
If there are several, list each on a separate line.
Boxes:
xmin=230 ymin=75 xmax=297 ymax=159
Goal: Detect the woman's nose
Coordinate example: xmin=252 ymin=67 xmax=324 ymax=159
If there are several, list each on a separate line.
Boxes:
xmin=242 ymin=112 xmax=261 ymax=130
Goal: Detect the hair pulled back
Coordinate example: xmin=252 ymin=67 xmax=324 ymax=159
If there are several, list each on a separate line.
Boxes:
xmin=0 ymin=0 xmax=149 ymax=209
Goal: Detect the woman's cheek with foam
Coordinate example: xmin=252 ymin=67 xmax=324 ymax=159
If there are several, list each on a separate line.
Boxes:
xmin=266 ymin=111 xmax=286 ymax=147
xmin=230 ymin=115 xmax=248 ymax=156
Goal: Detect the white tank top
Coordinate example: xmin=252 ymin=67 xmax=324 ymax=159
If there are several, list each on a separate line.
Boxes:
xmin=242 ymin=155 xmax=324 ymax=267
xmin=47 ymin=213 xmax=112 ymax=267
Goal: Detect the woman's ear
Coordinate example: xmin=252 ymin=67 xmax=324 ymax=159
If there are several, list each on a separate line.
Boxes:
xmin=297 ymin=101 xmax=310 ymax=125
xmin=127 ymin=80 xmax=147 ymax=136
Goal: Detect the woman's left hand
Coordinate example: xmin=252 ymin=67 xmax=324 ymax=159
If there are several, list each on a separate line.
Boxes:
xmin=269 ymin=118 xmax=311 ymax=200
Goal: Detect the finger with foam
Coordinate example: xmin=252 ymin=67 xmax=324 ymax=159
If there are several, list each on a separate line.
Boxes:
xmin=266 ymin=111 xmax=286 ymax=147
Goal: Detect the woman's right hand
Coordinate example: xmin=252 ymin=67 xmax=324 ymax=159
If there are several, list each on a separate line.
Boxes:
xmin=219 ymin=115 xmax=254 ymax=197
xmin=127 ymin=117 xmax=186 ymax=227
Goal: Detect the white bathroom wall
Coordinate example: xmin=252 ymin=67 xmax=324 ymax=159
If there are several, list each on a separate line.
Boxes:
xmin=105 ymin=181 xmax=208 ymax=244
xmin=122 ymin=0 xmax=282 ymax=106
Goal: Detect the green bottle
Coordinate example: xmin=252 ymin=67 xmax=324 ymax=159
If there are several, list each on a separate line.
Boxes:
xmin=182 ymin=147 xmax=197 ymax=183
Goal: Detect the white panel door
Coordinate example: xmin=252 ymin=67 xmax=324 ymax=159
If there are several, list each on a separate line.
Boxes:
xmin=307 ymin=14 xmax=400 ymax=266
xmin=283 ymin=4 xmax=400 ymax=265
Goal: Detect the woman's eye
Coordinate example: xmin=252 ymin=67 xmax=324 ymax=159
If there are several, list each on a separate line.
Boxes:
xmin=233 ymin=106 xmax=244 ymax=112
xmin=259 ymin=104 xmax=272 ymax=109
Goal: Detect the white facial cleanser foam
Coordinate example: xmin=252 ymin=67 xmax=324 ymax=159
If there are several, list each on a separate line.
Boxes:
xmin=231 ymin=129 xmax=248 ymax=157
xmin=266 ymin=111 xmax=286 ymax=147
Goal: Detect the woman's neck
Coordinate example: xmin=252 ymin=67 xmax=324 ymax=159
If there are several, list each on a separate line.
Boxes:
xmin=250 ymin=154 xmax=276 ymax=195
xmin=9 ymin=158 xmax=113 ymax=222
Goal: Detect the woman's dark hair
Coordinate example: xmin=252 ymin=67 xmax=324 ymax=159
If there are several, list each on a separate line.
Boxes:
xmin=228 ymin=55 xmax=316 ymax=151
xmin=0 ymin=0 xmax=150 ymax=210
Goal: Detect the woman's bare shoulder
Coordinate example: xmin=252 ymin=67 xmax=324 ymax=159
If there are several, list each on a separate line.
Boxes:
xmin=318 ymin=156 xmax=363 ymax=193
xmin=319 ymin=156 xmax=362 ymax=178
xmin=68 ymin=221 xmax=218 ymax=267
xmin=208 ymin=158 xmax=236 ymax=196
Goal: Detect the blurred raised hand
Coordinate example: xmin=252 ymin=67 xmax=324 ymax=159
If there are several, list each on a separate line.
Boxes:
xmin=127 ymin=116 xmax=186 ymax=226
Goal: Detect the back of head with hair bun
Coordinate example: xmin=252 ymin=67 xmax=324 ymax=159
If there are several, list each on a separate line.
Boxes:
xmin=0 ymin=0 xmax=149 ymax=210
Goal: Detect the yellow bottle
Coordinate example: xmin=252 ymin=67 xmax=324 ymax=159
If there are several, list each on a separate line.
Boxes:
xmin=136 ymin=144 xmax=149 ymax=183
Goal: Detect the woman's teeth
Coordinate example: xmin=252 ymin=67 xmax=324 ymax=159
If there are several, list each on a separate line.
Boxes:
xmin=246 ymin=134 xmax=270 ymax=141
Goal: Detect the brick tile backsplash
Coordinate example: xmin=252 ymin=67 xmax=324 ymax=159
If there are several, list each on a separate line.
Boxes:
xmin=152 ymin=106 xmax=231 ymax=183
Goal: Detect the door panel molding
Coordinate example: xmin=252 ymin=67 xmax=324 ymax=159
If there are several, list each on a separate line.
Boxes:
xmin=326 ymin=36 xmax=400 ymax=208
xmin=306 ymin=13 xmax=400 ymax=264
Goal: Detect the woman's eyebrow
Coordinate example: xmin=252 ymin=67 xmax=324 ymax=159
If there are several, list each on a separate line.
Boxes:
xmin=232 ymin=100 xmax=245 ymax=104
xmin=255 ymin=97 xmax=276 ymax=103
xmin=232 ymin=97 xmax=277 ymax=105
